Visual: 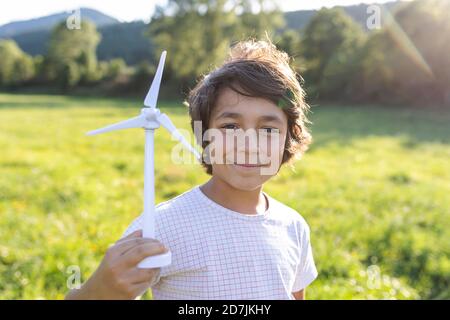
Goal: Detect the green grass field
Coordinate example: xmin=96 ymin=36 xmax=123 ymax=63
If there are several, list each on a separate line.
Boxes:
xmin=0 ymin=93 xmax=449 ymax=299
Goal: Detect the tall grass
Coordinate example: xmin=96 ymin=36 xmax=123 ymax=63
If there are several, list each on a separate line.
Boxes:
xmin=0 ymin=93 xmax=448 ymax=299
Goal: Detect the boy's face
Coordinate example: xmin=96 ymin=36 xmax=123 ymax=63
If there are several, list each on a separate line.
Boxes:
xmin=206 ymin=86 xmax=288 ymax=191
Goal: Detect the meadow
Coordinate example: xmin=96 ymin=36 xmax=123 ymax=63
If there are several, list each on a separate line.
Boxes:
xmin=0 ymin=93 xmax=449 ymax=299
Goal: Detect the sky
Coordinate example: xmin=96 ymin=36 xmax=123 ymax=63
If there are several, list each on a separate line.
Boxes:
xmin=0 ymin=0 xmax=400 ymax=25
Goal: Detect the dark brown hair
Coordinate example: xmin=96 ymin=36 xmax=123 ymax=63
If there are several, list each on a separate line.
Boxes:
xmin=186 ymin=39 xmax=312 ymax=175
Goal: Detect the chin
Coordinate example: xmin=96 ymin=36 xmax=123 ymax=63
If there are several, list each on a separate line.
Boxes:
xmin=211 ymin=163 xmax=275 ymax=191
xmin=224 ymin=167 xmax=272 ymax=191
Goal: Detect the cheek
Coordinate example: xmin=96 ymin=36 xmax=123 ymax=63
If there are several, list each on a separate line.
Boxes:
xmin=223 ymin=133 xmax=235 ymax=159
xmin=278 ymin=134 xmax=287 ymax=157
xmin=259 ymin=133 xmax=287 ymax=161
xmin=204 ymin=131 xmax=231 ymax=164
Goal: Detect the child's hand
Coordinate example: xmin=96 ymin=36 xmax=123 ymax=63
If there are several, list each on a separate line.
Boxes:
xmin=66 ymin=230 xmax=168 ymax=300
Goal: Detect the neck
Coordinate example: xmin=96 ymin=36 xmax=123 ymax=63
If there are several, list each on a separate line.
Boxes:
xmin=200 ymin=176 xmax=267 ymax=215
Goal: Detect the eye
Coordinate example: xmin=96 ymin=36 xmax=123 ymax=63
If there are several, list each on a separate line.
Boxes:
xmin=261 ymin=127 xmax=278 ymax=134
xmin=221 ymin=124 xmax=238 ymax=130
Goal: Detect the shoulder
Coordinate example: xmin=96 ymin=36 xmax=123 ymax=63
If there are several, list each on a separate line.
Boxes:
xmin=266 ymin=193 xmax=311 ymax=235
xmin=121 ymin=186 xmax=200 ymax=238
xmin=155 ymin=186 xmax=197 ymax=211
xmin=154 ymin=186 xmax=200 ymax=220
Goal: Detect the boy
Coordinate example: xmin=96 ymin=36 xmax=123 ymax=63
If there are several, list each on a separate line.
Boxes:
xmin=66 ymin=39 xmax=317 ymax=300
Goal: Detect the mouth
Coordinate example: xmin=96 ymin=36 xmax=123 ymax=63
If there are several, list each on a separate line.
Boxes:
xmin=233 ymin=162 xmax=267 ymax=168
xmin=235 ymin=164 xmax=260 ymax=168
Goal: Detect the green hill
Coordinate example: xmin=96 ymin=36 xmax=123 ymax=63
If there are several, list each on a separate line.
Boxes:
xmin=0 ymin=7 xmax=118 ymax=37
xmin=8 ymin=21 xmax=153 ymax=65
xmin=0 ymin=1 xmax=403 ymax=64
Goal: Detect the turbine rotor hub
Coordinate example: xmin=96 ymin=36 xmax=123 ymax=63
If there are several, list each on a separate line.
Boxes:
xmin=141 ymin=107 xmax=161 ymax=129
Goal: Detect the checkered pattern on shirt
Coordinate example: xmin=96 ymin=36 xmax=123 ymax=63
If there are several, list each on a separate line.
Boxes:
xmin=122 ymin=185 xmax=318 ymax=300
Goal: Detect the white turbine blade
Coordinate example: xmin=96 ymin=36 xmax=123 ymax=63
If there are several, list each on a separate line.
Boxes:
xmin=157 ymin=113 xmax=201 ymax=160
xmin=86 ymin=114 xmax=147 ymax=136
xmin=144 ymin=51 xmax=167 ymax=108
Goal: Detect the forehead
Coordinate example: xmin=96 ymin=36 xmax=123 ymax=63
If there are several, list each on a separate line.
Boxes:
xmin=212 ymin=86 xmax=287 ymax=123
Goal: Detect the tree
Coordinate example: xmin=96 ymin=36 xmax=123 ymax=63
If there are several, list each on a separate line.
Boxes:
xmin=275 ymin=29 xmax=301 ymax=59
xmin=353 ymin=0 xmax=450 ymax=104
xmin=149 ymin=0 xmax=234 ymax=87
xmin=128 ymin=61 xmax=155 ymax=94
xmin=0 ymin=40 xmax=35 ymax=87
xmin=45 ymin=20 xmax=101 ymax=88
xmin=104 ymin=58 xmax=127 ymax=81
xmin=350 ymin=30 xmax=395 ymax=102
xmin=301 ymin=8 xmax=366 ymax=97
xmin=381 ymin=0 xmax=450 ymax=104
xmin=59 ymin=61 xmax=81 ymax=90
xmin=237 ymin=0 xmax=284 ymax=38
xmin=148 ymin=0 xmax=283 ymax=89
xmin=320 ymin=35 xmax=366 ymax=98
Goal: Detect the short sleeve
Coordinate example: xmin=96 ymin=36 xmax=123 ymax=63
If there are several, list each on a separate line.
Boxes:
xmin=292 ymin=223 xmax=318 ymax=292
xmin=121 ymin=214 xmax=143 ymax=239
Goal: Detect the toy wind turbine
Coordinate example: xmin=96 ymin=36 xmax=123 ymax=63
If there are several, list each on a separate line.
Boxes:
xmin=86 ymin=51 xmax=201 ymax=268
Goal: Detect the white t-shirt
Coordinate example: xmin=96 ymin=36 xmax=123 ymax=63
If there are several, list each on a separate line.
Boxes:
xmin=122 ymin=185 xmax=318 ymax=300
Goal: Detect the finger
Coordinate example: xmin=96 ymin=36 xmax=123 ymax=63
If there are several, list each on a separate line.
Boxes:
xmin=115 ymin=230 xmax=142 ymax=245
xmin=117 ymin=238 xmax=162 ymax=257
xmin=123 ymin=242 xmax=168 ymax=267
xmin=129 ymin=267 xmax=161 ymax=284
xmin=106 ymin=230 xmax=144 ymax=259
xmin=110 ymin=239 xmax=157 ymax=260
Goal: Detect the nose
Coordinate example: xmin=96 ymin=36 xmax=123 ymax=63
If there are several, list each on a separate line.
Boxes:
xmin=234 ymin=129 xmax=260 ymax=164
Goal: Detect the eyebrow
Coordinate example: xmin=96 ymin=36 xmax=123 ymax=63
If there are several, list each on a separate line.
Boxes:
xmin=215 ymin=112 xmax=242 ymax=120
xmin=215 ymin=111 xmax=284 ymax=124
xmin=259 ymin=115 xmax=284 ymax=124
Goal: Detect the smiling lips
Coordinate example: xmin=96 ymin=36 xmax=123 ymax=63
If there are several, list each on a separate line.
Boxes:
xmin=233 ymin=163 xmax=266 ymax=168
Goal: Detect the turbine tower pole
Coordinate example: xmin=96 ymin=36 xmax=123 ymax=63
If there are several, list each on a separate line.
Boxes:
xmin=143 ymin=128 xmax=155 ymax=239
